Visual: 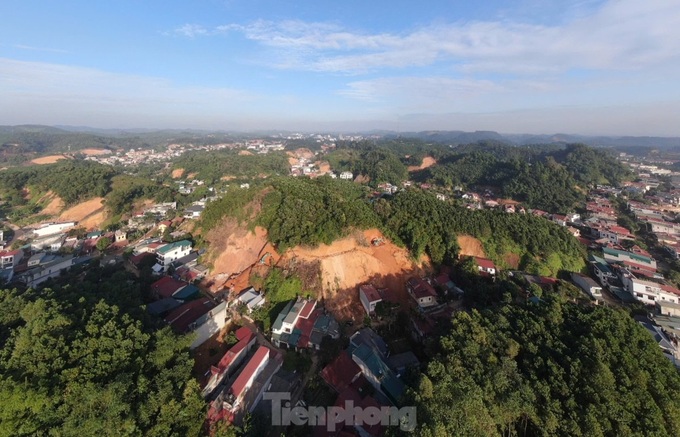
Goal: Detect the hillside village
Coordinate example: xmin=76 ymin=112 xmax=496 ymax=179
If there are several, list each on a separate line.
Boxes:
xmin=2 ymin=141 xmax=680 ymax=435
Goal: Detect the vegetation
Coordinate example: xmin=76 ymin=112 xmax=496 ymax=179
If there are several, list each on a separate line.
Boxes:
xmin=104 ymin=175 xmax=176 ymax=217
xmin=0 ymin=160 xmax=114 ymax=206
xmin=0 ymin=267 xmax=204 ymax=436
xmin=172 ymin=150 xmax=290 ymax=184
xmin=412 ymin=299 xmax=680 ymax=437
xmin=377 ymin=189 xmax=585 ymax=274
xmin=326 ymin=146 xmax=408 ymax=185
xmin=257 ymin=177 xmax=379 ymax=250
xmin=414 ymin=143 xmax=632 ymax=212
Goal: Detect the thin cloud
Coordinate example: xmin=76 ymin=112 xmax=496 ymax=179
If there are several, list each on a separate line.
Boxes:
xmin=176 ymin=0 xmax=680 ymax=75
xmin=0 ymin=58 xmax=255 ymax=126
xmin=14 ymin=44 xmax=68 ymax=54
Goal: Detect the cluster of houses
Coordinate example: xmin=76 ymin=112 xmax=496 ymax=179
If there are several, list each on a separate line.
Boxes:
xmin=317 ymin=327 xmax=418 ymax=435
xmin=0 ymin=221 xmax=116 ymax=288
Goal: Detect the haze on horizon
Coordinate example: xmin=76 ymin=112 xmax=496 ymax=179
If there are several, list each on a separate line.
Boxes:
xmin=1 ymin=0 xmax=680 ymax=136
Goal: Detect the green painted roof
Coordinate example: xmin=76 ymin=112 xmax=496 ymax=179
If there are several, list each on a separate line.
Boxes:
xmin=156 ymin=240 xmax=191 ymax=255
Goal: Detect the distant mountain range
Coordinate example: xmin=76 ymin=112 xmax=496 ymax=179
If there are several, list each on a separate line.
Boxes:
xmin=1 ymin=125 xmax=679 ymax=164
xmin=383 ymin=130 xmax=680 ymax=149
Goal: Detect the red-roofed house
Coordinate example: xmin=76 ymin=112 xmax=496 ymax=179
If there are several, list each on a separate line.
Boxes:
xmin=164 ymin=298 xmax=215 ymax=333
xmin=0 ymin=249 xmax=23 ymax=269
xmin=359 ymin=284 xmax=382 ymax=316
xmin=321 ymin=351 xmax=362 ymax=393
xmin=474 ymin=257 xmax=497 ymax=276
xmin=227 ymin=346 xmax=270 ymax=408
xmin=150 ymin=276 xmax=189 ymax=299
xmin=201 ymin=327 xmax=257 ymax=398
xmin=406 ymin=277 xmax=438 ymax=309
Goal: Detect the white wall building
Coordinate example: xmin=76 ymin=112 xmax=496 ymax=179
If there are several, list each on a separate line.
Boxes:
xmin=190 ymin=301 xmax=229 ymax=349
xmin=33 ymin=222 xmax=76 ymax=238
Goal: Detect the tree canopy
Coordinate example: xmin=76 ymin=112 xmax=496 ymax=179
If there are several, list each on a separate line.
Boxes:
xmin=0 ymin=267 xmax=205 ymax=436
xmin=412 ymin=300 xmax=680 ymax=437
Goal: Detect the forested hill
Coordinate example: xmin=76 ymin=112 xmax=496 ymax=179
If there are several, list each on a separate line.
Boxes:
xmin=415 ymin=142 xmax=633 ymax=212
xmin=0 ymin=267 xmax=205 ymax=435
xmin=414 ymin=298 xmax=680 ymax=436
xmin=200 ymin=177 xmax=586 ymax=275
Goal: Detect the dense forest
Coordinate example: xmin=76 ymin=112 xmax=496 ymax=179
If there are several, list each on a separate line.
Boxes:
xmin=412 ymin=298 xmax=680 ymax=436
xmin=377 ymin=189 xmax=585 ymax=273
xmin=172 ymin=150 xmax=290 ymax=184
xmin=0 ymin=266 xmax=204 ymax=436
xmin=415 ymin=143 xmax=633 ymax=212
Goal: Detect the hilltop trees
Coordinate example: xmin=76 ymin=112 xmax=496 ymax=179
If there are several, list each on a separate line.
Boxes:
xmin=412 ymin=300 xmax=680 ymax=437
xmin=0 ymin=269 xmax=205 ymax=436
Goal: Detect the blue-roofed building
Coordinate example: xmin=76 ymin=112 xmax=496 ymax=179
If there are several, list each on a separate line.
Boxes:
xmin=172 ymin=283 xmax=200 ymax=300
xmin=351 ymin=343 xmax=405 ymax=405
xmin=349 ymin=328 xmax=389 ymax=360
xmin=147 ymin=297 xmax=183 ymax=316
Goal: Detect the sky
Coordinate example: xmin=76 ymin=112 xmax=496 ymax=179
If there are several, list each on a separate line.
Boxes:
xmin=1 ymin=0 xmax=680 ymax=135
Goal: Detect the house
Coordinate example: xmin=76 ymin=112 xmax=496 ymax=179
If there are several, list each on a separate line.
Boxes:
xmin=571 ymin=272 xmax=603 ymax=301
xmin=0 ymin=249 xmax=23 ymax=269
xmin=87 ymin=230 xmax=103 ymax=240
xmin=387 ymin=351 xmax=420 ymax=376
xmin=183 ymin=204 xmax=205 ymax=219
xmin=603 ymin=246 xmax=657 ymax=270
xmin=33 ymin=221 xmax=76 ymax=238
xmin=406 ymin=277 xmax=438 ymax=309
xmin=271 ymin=297 xmax=340 ymax=350
xmin=202 ymin=326 xmax=257 ymax=398
xmin=19 ymin=255 xmax=74 ymax=288
xmin=146 ymin=298 xmax=182 ymax=316
xmin=164 ymin=298 xmax=229 ymax=348
xmin=27 ymin=252 xmax=46 ymax=267
xmin=551 ymin=214 xmax=568 ymax=226
xmin=224 ymin=346 xmax=270 ymax=408
xmin=359 ymin=284 xmax=382 ymax=316
xmin=320 ymin=351 xmax=362 ymax=393
xmin=567 ymin=226 xmax=581 ymax=237
xmin=474 ymin=257 xmax=497 ymax=276
xmin=620 ymin=273 xmax=680 ymax=306
xmin=351 ymin=343 xmax=405 ymax=406
xmin=157 ymin=220 xmax=171 ymax=233
xmin=114 ymin=229 xmax=127 ymax=242
xmin=155 ymin=240 xmax=192 ymax=272
xmin=234 ymin=287 xmax=266 ymax=313
xmin=30 ymin=233 xmax=65 ymax=252
xmin=150 ymin=276 xmax=190 ymax=299
xmin=350 ymin=328 xmax=389 ymax=360
xmin=657 ymin=300 xmax=680 ymax=318
xmin=208 ymin=346 xmax=282 ymax=425
xmin=339 ymin=171 xmax=353 ymax=180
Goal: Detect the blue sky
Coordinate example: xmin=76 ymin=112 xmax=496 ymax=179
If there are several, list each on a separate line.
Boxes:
xmin=1 ymin=0 xmax=680 ymax=134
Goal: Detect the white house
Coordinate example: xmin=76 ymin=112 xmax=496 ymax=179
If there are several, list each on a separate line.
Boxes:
xmin=0 ymin=249 xmax=23 ymax=269
xmin=33 ymin=222 xmax=76 ymax=238
xmin=339 ymin=171 xmax=353 ymax=180
xmin=155 ymin=240 xmax=192 ymax=272
xmin=359 ymin=284 xmax=382 ymax=316
xmin=20 ymin=255 xmax=74 ymax=288
xmin=621 ymin=274 xmax=680 ymax=305
xmin=234 ymin=287 xmax=266 ymax=313
xmin=190 ymin=301 xmax=229 ymax=349
xmin=571 ymin=272 xmax=603 ymax=301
